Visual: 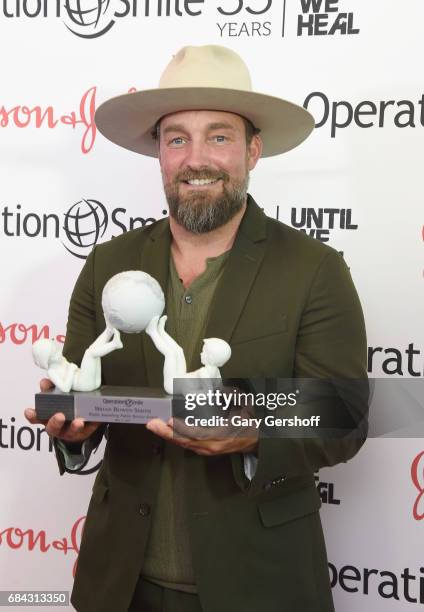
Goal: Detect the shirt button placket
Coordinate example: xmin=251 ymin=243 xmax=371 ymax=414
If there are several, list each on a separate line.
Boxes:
xmin=139 ymin=503 xmax=151 ymax=517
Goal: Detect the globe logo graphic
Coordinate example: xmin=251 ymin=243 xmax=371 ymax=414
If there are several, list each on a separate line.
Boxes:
xmin=62 ymin=198 xmax=109 ymax=259
xmin=63 ymin=0 xmax=115 ymax=38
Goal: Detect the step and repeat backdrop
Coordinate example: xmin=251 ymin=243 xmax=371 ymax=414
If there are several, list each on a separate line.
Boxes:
xmin=1 ymin=0 xmax=423 ymax=610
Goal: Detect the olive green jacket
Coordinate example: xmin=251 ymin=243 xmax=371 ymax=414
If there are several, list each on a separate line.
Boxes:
xmin=55 ymin=196 xmax=368 ymax=612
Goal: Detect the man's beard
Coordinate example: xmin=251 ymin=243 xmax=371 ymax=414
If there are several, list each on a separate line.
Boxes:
xmin=164 ymin=167 xmax=249 ymax=234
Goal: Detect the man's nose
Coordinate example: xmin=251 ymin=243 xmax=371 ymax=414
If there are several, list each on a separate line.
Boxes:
xmin=183 ymin=139 xmax=211 ymax=168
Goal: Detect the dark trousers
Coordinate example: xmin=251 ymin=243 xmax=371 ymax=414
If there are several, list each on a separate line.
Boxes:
xmin=128 ymin=577 xmax=203 ymax=612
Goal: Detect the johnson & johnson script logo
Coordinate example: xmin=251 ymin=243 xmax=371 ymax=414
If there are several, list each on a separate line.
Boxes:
xmin=0 ymin=86 xmax=96 ymax=154
xmin=0 ymin=86 xmax=136 ymax=154
xmin=0 ymin=517 xmax=85 ymax=577
xmin=411 ymin=451 xmax=424 ymax=521
xmin=0 ymin=322 xmax=64 ymax=346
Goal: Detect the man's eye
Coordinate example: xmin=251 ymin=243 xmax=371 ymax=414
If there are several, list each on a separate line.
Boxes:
xmin=213 ymin=135 xmax=227 ymax=143
xmin=170 ymin=137 xmax=185 ymax=145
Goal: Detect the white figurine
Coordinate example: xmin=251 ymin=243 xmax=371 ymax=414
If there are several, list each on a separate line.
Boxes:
xmin=102 ymin=270 xmax=165 ymax=334
xmin=33 ymin=270 xmax=166 ymax=393
xmin=146 ymin=315 xmax=231 ymax=395
xmin=32 ymin=328 xmax=123 ymax=393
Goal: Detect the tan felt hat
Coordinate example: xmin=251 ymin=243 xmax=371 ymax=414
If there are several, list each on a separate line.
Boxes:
xmin=95 ymin=45 xmax=314 ymax=158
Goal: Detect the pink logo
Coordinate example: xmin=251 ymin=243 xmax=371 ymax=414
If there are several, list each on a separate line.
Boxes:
xmin=411 ymin=451 xmax=424 ymax=520
xmin=0 ymin=86 xmax=137 ymax=154
xmin=0 ymin=322 xmax=64 ymax=346
xmin=0 ymin=516 xmax=85 ymax=577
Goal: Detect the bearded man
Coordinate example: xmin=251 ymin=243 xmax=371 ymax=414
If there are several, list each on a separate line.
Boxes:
xmin=25 ymin=45 xmax=368 ymax=612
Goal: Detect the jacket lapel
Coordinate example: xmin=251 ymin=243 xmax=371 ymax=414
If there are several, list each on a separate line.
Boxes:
xmin=139 ymin=219 xmax=171 ymax=387
xmin=204 ymin=195 xmax=268 ymax=492
xmin=204 ymin=195 xmax=268 ymax=345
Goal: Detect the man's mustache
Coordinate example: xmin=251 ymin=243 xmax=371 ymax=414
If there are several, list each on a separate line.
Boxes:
xmin=175 ymin=167 xmax=230 ymax=183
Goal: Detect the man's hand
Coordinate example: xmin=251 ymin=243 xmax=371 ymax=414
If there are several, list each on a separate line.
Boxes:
xmin=146 ymin=414 xmax=258 ymax=456
xmin=24 ymin=378 xmax=102 ymax=444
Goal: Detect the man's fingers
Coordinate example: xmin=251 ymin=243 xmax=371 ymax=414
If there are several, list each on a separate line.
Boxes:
xmin=45 ymin=413 xmax=67 ymax=436
xmin=171 ymin=417 xmax=225 ymax=440
xmin=147 ymin=418 xmax=225 ymax=454
xmin=24 ymin=407 xmax=102 ymax=443
xmin=40 ymin=378 xmax=54 ymax=392
xmin=48 ymin=416 xmax=102 ymax=441
xmin=24 ymin=408 xmax=46 ymax=426
xmin=147 ymin=412 xmax=259 ymax=455
xmin=146 ymin=418 xmax=173 ymax=440
xmin=147 ymin=418 xmax=192 ymax=447
xmin=69 ymin=418 xmax=85 ymax=434
xmin=24 ymin=408 xmax=66 ymax=433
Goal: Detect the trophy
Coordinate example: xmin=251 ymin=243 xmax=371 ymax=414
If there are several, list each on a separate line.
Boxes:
xmin=33 ymin=270 xmax=231 ymax=424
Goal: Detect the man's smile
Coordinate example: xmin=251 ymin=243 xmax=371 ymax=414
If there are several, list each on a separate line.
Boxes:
xmin=181 ymin=178 xmax=222 ymax=189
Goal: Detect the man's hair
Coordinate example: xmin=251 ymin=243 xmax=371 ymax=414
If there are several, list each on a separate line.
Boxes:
xmin=243 ymin=117 xmax=261 ymax=144
xmin=151 ymin=115 xmax=261 ymax=145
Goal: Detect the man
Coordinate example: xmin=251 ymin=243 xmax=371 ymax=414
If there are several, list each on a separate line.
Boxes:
xmin=25 ymin=45 xmax=368 ymax=612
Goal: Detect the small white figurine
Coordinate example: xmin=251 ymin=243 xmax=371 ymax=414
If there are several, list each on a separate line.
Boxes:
xmin=32 ymin=328 xmax=123 ymax=392
xmin=146 ymin=315 xmax=231 ymax=395
xmin=33 ymin=270 xmax=166 ymax=393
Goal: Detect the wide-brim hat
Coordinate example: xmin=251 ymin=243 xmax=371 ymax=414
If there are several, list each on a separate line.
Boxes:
xmin=95 ymin=45 xmax=314 ymax=158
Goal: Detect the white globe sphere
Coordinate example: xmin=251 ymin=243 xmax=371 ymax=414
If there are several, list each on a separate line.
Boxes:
xmin=102 ymin=271 xmax=165 ymax=334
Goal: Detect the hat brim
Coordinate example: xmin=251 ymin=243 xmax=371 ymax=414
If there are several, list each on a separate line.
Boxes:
xmin=95 ymin=87 xmax=314 ymax=158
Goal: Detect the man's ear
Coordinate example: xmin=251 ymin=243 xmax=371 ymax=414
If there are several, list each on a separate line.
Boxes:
xmin=247 ymin=134 xmax=263 ymax=171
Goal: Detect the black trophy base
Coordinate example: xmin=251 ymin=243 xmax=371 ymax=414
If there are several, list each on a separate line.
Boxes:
xmin=35 ymin=385 xmax=172 ymax=424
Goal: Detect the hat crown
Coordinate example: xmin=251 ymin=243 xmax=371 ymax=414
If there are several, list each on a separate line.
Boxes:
xmin=158 ymin=45 xmax=253 ymax=91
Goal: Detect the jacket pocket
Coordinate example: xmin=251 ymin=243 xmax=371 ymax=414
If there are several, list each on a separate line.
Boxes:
xmin=258 ymin=485 xmax=321 ymax=527
xmin=231 ymin=314 xmax=288 ymax=346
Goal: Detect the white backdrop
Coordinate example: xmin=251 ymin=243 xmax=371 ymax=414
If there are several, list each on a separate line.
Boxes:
xmin=1 ymin=0 xmax=423 ymax=609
